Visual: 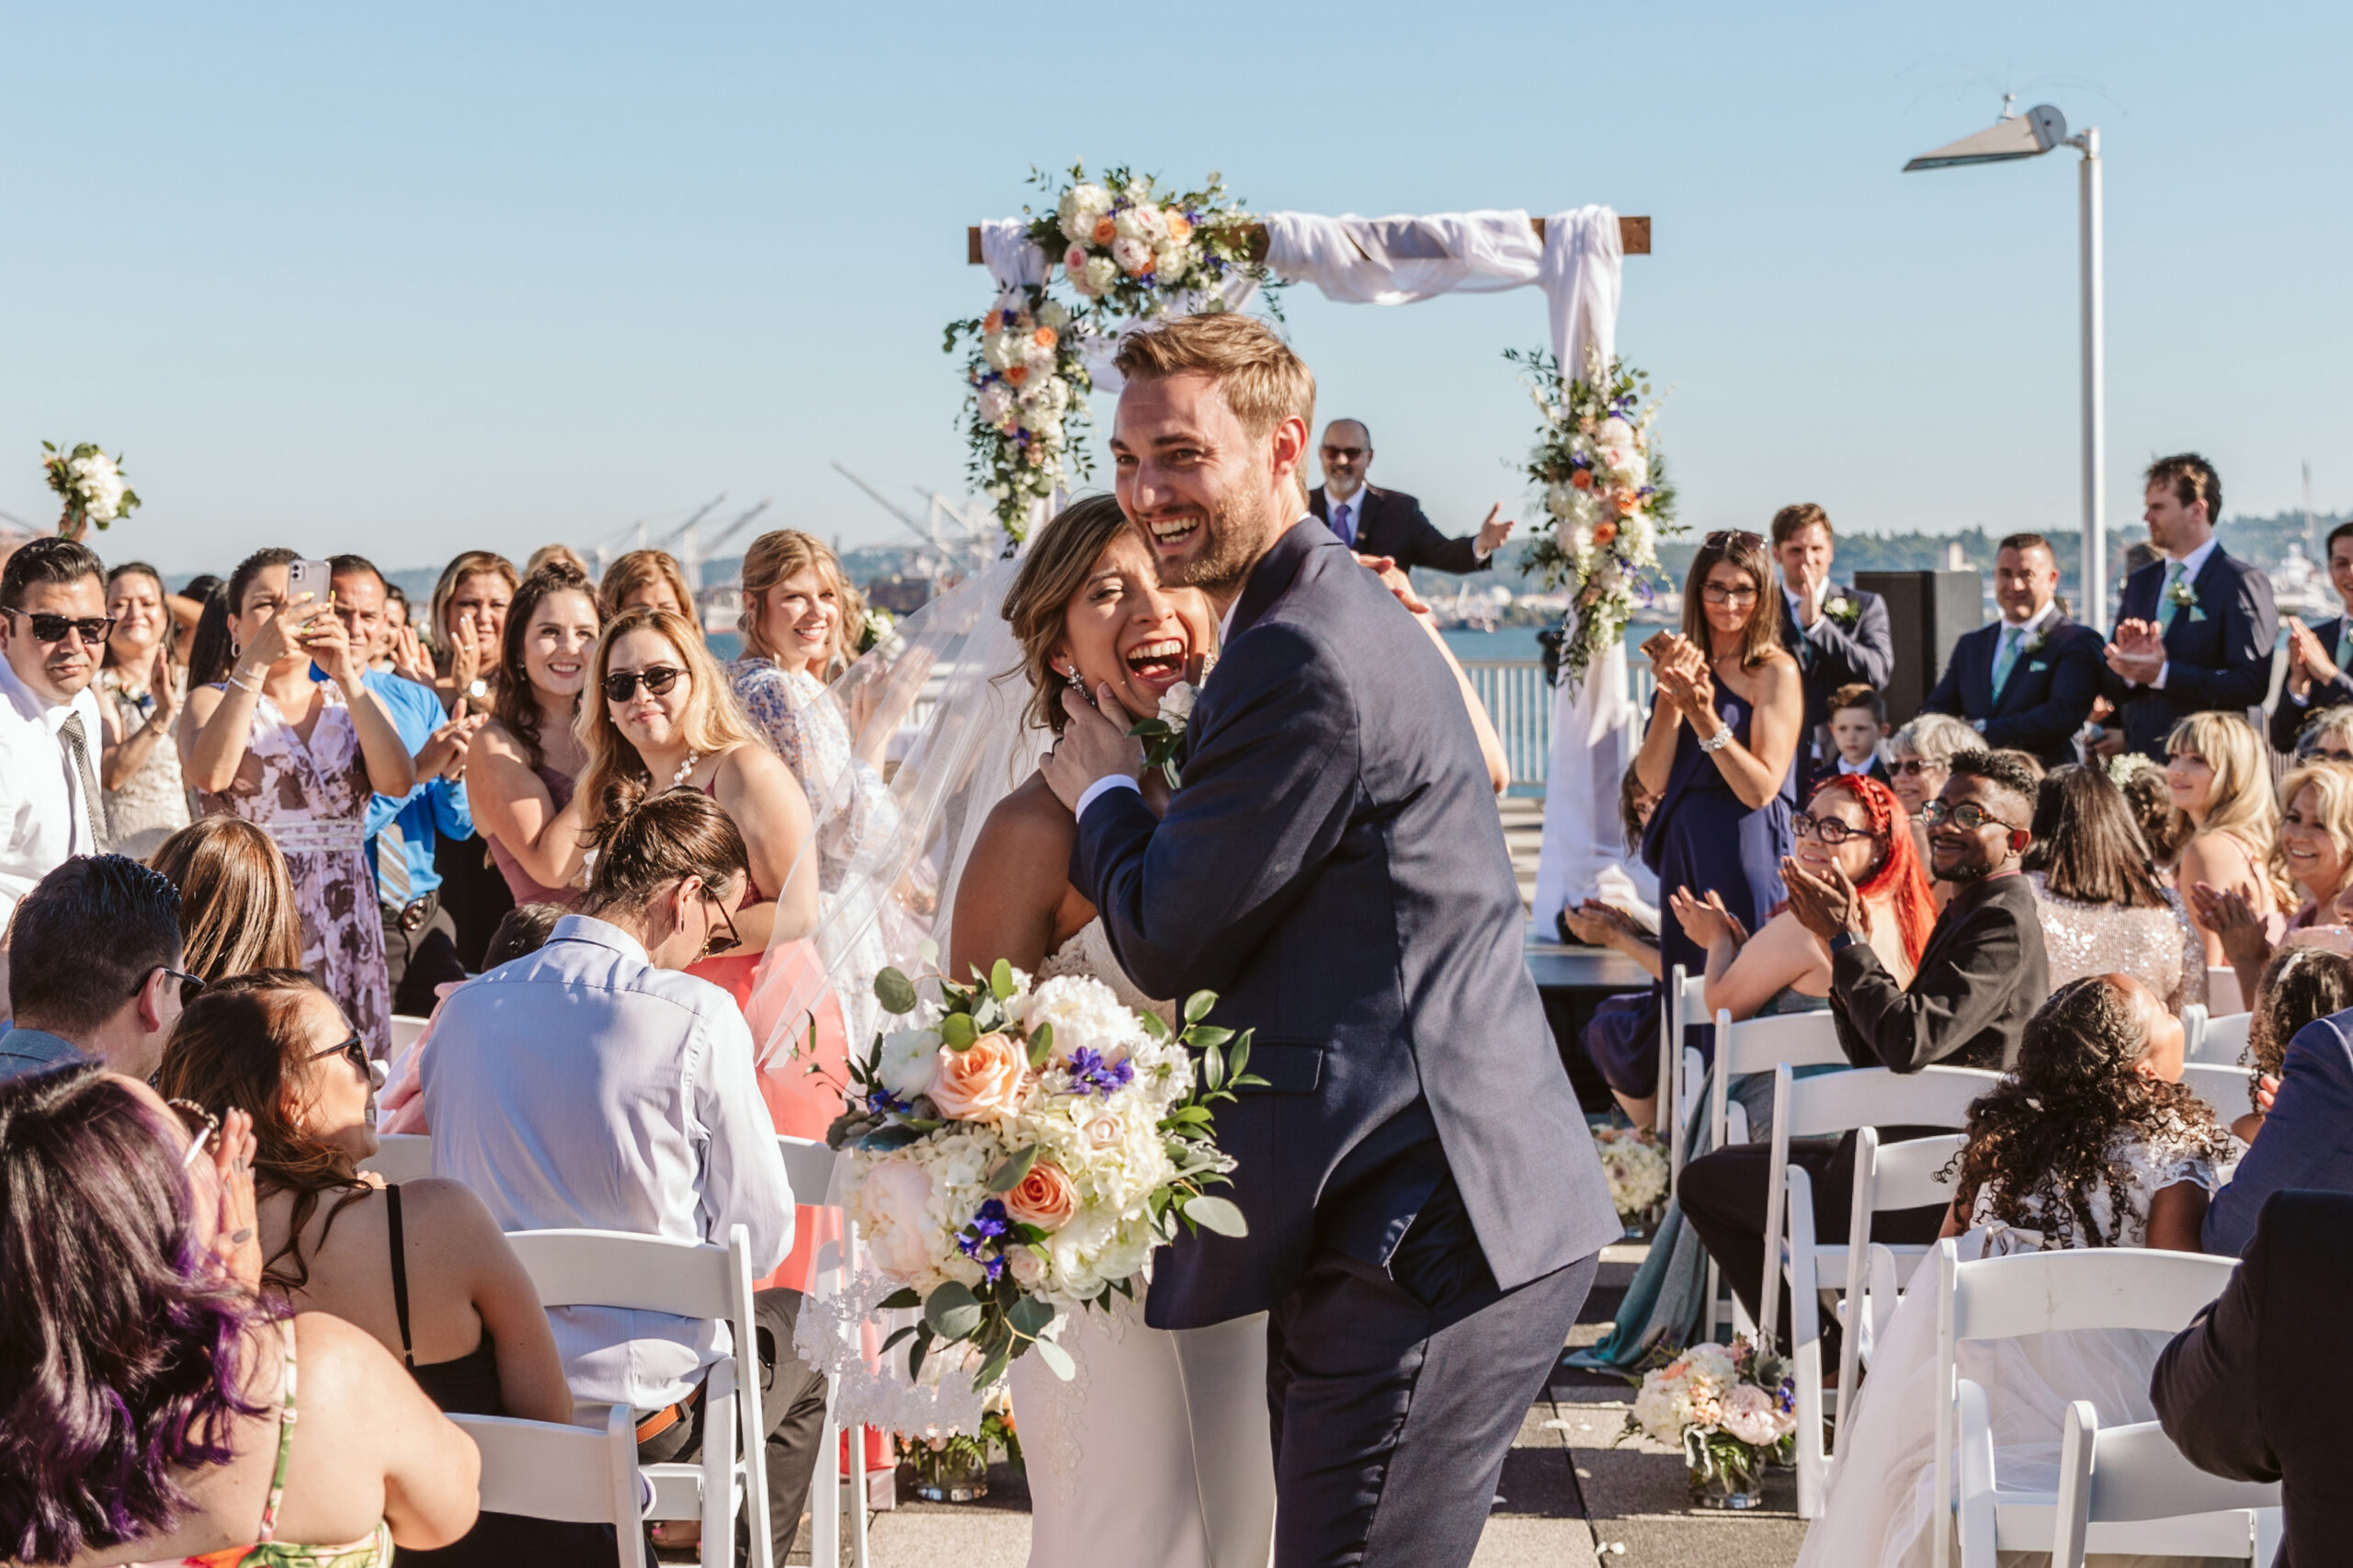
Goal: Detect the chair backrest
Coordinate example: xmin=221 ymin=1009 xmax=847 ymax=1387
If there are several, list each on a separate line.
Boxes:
xmin=1772 ymin=1063 xmax=2001 ymax=1145
xmin=2052 ymin=1402 xmax=2280 ymax=1567
xmin=390 ymin=1013 xmax=431 ymax=1057
xmin=448 ymin=1403 xmax=648 ymax=1567
xmin=507 ymin=1226 xmax=750 ymax=1321
xmin=777 ymin=1134 xmax=837 ymax=1201
xmin=1854 ymin=1126 xmax=1970 ymax=1215
xmin=2177 ymin=1062 xmax=2255 ymax=1124
xmin=1710 ymin=1006 xmax=1847 ymax=1151
xmin=360 ymin=1132 xmax=434 ymax=1185
xmin=2178 ymin=1003 xmax=2209 ymax=1066
xmin=2207 ymin=965 xmax=2245 ymax=1017
xmin=1940 ymin=1241 xmax=2235 ymax=1346
xmin=2192 ymin=1010 xmax=2252 ymax=1067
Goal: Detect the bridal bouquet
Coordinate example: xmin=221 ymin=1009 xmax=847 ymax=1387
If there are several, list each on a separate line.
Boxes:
xmin=40 ymin=440 xmax=142 ymax=540
xmin=1504 ymin=347 xmax=1678 ymax=685
xmin=1623 ymin=1336 xmax=1795 ymax=1507
xmin=829 ymin=957 xmax=1257 ymax=1389
xmin=1591 ymin=1125 xmax=1668 ymax=1232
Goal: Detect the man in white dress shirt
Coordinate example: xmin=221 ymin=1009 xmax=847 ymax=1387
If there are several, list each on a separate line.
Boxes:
xmin=0 ymin=539 xmax=113 ymax=1020
xmin=423 ymin=789 xmax=824 ymax=1562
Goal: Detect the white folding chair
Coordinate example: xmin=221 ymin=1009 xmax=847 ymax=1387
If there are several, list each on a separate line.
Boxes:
xmin=1835 ymin=1129 xmax=1969 ymax=1415
xmin=2207 ymin=964 xmax=2245 ymax=1017
xmin=1697 ymin=1007 xmax=1851 ymax=1341
xmin=2193 ymin=1010 xmax=2253 ymax=1067
xmin=1931 ymin=1241 xmax=2240 ymax=1568
xmin=775 ymin=1134 xmax=871 ymax=1568
xmin=2048 ymin=1401 xmax=2281 ymax=1567
xmin=1768 ymin=1065 xmax=1995 ymax=1517
xmin=390 ymin=1013 xmax=432 ymax=1057
xmin=2179 ymin=1062 xmax=2256 ymax=1125
xmin=2177 ymin=1003 xmax=2208 ymax=1065
xmin=1659 ymin=967 xmax=1708 ymax=1148
xmin=359 ymin=1132 xmax=434 ymax=1185
xmin=506 ymin=1226 xmax=773 ymax=1568
xmin=447 ymin=1403 xmax=651 ymax=1568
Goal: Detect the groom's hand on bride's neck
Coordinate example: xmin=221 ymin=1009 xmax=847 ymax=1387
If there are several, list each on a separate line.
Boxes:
xmin=1040 ymin=683 xmax=1145 ymax=812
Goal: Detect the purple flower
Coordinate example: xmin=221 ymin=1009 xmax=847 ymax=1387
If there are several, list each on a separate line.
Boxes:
xmin=865 ymin=1087 xmax=912 ymax=1117
xmin=1062 ymin=1047 xmax=1135 ymax=1099
xmin=957 ymin=1199 xmax=1010 ymax=1264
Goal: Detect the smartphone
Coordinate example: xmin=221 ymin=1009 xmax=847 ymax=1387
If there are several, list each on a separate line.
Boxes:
xmin=286 ymin=558 xmax=335 ymax=608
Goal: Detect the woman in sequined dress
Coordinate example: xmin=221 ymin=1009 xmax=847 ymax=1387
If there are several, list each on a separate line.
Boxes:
xmin=2023 ymin=764 xmax=2204 ymax=1013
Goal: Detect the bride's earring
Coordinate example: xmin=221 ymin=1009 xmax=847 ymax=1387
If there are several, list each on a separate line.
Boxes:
xmin=1063 ymin=665 xmax=1086 ymax=693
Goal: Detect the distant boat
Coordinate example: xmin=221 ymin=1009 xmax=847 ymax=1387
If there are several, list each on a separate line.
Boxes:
xmin=2272 ymin=544 xmax=2333 ymax=620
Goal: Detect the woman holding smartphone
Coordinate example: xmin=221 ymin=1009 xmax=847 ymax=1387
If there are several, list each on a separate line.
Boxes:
xmin=180 ymin=549 xmax=416 ymax=1057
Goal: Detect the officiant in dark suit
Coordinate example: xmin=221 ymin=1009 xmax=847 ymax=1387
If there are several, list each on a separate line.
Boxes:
xmin=1305 ymin=418 xmax=1514 ymax=575
xmin=1771 ymin=504 xmax=1893 ymax=800
xmin=2270 ymin=520 xmax=2353 ymax=754
xmin=1919 ymin=533 xmax=2103 ymax=768
xmin=2099 ymin=453 xmax=2278 ymax=762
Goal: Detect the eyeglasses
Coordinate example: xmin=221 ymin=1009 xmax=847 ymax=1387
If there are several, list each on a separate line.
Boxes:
xmin=168 ymin=1097 xmax=220 ymax=1171
xmin=1919 ymin=800 xmax=2023 ymax=834
xmin=700 ymin=887 xmax=743 ymax=958
xmin=1891 ymin=758 xmax=1944 ymax=778
xmin=1703 ymin=530 xmax=1763 ymax=551
xmin=603 ymin=665 xmax=685 ymax=703
xmin=1700 ymin=583 xmax=1760 ymax=605
xmin=1319 ymin=445 xmax=1366 ymax=460
xmin=1793 ymin=812 xmax=1881 ymax=846
xmin=131 ymin=965 xmax=208 ymax=1000
xmin=309 ymin=1031 xmax=372 ymax=1081
xmin=2 ymin=609 xmax=118 ymax=645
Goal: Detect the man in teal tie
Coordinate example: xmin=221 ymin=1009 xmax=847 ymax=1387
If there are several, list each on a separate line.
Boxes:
xmin=2099 ymin=453 xmax=2279 ymax=762
xmin=2271 ymin=520 xmax=2353 ymax=754
xmin=1921 ymin=532 xmax=2102 ymax=767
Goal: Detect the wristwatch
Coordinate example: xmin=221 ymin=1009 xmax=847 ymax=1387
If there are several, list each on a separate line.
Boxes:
xmin=1699 ymin=722 xmax=1734 ymax=755
xmin=1827 ymin=930 xmax=1859 ymax=956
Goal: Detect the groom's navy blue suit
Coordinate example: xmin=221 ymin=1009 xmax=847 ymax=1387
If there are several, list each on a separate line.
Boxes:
xmin=1075 ymin=517 xmax=1620 ymax=1567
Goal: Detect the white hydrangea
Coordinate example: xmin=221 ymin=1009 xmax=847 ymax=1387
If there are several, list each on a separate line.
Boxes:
xmin=1058 ymin=183 xmax=1112 ymax=243
xmin=1082 ymin=256 xmax=1120 ymax=295
xmin=1021 ymin=336 xmax=1057 ymax=376
xmin=1022 ymin=973 xmax=1146 ymax=1063
xmin=982 ymin=332 xmax=1020 ymax=371
xmin=1110 ymin=236 xmax=1154 ymax=276
xmin=1037 ymin=300 xmax=1072 ymax=332
xmin=1154 ymin=244 xmax=1192 ymax=284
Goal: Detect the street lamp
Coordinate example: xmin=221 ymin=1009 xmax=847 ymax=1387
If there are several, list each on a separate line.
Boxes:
xmin=1905 ymin=99 xmax=2107 ymax=632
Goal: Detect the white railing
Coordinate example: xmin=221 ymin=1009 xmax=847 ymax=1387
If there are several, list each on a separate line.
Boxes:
xmin=1463 ymin=658 xmax=1654 ymax=789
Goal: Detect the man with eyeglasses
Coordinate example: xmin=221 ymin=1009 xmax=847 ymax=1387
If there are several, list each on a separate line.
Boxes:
xmin=1305 ymin=418 xmax=1516 ymax=575
xmin=0 ymin=854 xmax=194 ymax=1081
xmin=1675 ymin=750 xmax=2050 ymax=1339
xmin=0 ymin=540 xmax=114 ymax=951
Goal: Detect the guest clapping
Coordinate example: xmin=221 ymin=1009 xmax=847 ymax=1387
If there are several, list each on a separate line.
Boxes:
xmin=181 ymin=549 xmax=416 ymax=1056
xmin=2165 ymin=710 xmax=2283 ymax=966
xmin=2023 ymin=764 xmax=2204 ymax=1012
xmin=96 ymin=559 xmax=192 ymax=858
xmin=465 ymin=562 xmax=599 ymax=908
xmin=0 ymin=1063 xmax=481 ymax=1563
xmin=2190 ymin=760 xmax=2353 ymax=1007
xmin=1634 ymin=529 xmax=1802 ymax=1031
xmin=2226 ymin=944 xmax=2353 ymax=1144
xmin=424 ymin=551 xmax=516 ymax=712
xmin=1768 ymin=505 xmax=1893 ymax=798
xmin=2270 ymin=521 xmax=2353 ymax=752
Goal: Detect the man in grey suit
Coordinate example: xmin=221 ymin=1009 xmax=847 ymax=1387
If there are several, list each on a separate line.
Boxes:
xmin=1040 ymin=314 xmax=1619 ymax=1568
xmin=1305 ymin=417 xmax=1516 ymax=575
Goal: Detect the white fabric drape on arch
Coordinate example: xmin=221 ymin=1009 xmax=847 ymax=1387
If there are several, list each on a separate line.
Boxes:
xmin=975 ymin=204 xmax=1638 ymax=916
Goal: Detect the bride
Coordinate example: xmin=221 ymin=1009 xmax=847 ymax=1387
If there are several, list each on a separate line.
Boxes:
xmin=949 ymin=494 xmax=1276 ymax=1568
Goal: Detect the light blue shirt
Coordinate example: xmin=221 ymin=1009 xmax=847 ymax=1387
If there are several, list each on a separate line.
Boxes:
xmin=0 ymin=1025 xmax=85 ymax=1083
xmin=358 ymin=668 xmax=472 ymax=903
xmin=421 ymin=914 xmax=795 ymax=1407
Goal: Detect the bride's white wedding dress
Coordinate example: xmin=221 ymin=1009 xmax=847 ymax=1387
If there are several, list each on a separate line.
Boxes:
xmin=1795 ymin=1121 xmax=2231 ymax=1568
xmin=1010 ymin=917 xmax=1278 ymax=1568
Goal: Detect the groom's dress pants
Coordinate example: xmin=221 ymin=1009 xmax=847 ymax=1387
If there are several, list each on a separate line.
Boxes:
xmin=1265 ymin=1179 xmax=1597 ymax=1568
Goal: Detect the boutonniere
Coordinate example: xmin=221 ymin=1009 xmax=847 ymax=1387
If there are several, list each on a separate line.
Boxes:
xmin=1823 ymin=594 xmax=1860 ymax=626
xmin=2166 ymin=577 xmax=2200 ymax=610
xmin=2021 ymin=628 xmax=2050 ymax=656
xmin=1130 ymin=680 xmax=1197 ymax=788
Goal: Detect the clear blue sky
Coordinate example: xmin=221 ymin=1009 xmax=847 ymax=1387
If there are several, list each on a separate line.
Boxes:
xmin=5 ymin=2 xmax=2347 ymax=578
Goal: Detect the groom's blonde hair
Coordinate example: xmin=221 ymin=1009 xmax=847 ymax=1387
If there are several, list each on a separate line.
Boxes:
xmin=1113 ymin=312 xmax=1315 ymax=443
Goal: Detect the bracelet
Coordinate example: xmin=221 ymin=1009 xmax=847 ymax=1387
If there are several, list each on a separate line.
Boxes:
xmin=226 ymin=672 xmax=261 ymax=695
xmin=1699 ymin=722 xmax=1734 ymax=755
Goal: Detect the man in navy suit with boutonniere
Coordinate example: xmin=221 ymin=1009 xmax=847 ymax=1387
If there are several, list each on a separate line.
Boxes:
xmin=2099 ymin=453 xmax=2278 ymax=762
xmin=1306 ymin=417 xmax=1516 ymax=576
xmin=1919 ymin=532 xmax=2103 ymax=769
xmin=1771 ymin=503 xmax=1893 ymax=801
xmin=2270 ymin=519 xmax=2353 ymax=754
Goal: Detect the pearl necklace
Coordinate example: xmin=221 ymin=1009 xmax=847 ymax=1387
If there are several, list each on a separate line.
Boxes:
xmin=670 ymin=750 xmax=700 ymax=789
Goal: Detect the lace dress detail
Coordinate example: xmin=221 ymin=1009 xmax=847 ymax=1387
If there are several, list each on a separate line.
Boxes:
xmin=2027 ymin=872 xmax=2206 ymax=1015
xmin=1964 ymin=1115 xmax=2223 ymax=1250
xmin=97 ymin=665 xmax=191 ymax=859
xmin=1037 ymin=917 xmax=1176 ymax=1030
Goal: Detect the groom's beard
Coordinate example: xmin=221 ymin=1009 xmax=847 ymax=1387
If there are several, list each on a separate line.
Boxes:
xmin=1156 ymin=485 xmax=1282 ymax=600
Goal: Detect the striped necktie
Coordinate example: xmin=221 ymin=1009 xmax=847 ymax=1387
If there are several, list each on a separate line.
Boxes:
xmin=58 ymin=712 xmax=108 ymax=853
xmin=1330 ymin=500 xmax=1355 ymax=548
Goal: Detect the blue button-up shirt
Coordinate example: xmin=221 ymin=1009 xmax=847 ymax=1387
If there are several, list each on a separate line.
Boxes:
xmin=0 ymin=1025 xmax=85 ymax=1083
xmin=360 ymin=668 xmax=472 ymax=905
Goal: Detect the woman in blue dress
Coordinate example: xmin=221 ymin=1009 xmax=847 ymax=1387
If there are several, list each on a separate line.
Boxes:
xmin=1590 ymin=528 xmax=1802 ymax=1127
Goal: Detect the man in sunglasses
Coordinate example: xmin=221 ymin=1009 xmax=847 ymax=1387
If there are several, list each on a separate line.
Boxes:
xmin=0 ymin=853 xmax=192 ymax=1081
xmin=0 ymin=540 xmax=113 ymax=955
xmin=1676 ymin=750 xmax=2050 ymax=1340
xmin=1305 ymin=417 xmax=1516 ymax=575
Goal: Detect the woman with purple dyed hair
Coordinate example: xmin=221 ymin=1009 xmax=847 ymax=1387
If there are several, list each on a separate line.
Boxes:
xmin=0 ymin=1062 xmax=479 ymax=1566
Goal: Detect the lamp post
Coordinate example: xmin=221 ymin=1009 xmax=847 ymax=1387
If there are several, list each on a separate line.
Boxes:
xmin=1905 ymin=102 xmax=2107 ymax=633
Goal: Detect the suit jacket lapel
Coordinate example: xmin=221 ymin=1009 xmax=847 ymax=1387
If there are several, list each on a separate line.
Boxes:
xmin=1226 ymin=517 xmax=1330 ymax=644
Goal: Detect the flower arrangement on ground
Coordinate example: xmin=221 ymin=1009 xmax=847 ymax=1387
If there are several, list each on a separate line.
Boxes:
xmin=895 ymin=1384 xmax=1021 ymax=1502
xmin=1592 ymin=1124 xmax=1669 ymax=1231
xmin=1621 ymin=1336 xmax=1795 ymax=1506
xmin=946 ymin=165 xmax=1279 ymax=540
xmin=1503 ymin=347 xmax=1678 ymax=685
xmin=829 ymin=956 xmax=1259 ymax=1390
xmin=41 ymin=441 xmax=141 ymax=540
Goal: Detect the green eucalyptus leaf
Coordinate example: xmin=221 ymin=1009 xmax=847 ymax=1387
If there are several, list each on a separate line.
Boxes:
xmin=925 ymin=1281 xmax=984 ymax=1341
xmin=1007 ymin=1294 xmax=1055 ymax=1338
xmin=1182 ymin=1195 xmax=1248 ymax=1236
xmin=880 ymin=1324 xmax=915 ymax=1353
xmin=1186 ymin=1027 xmax=1234 ymax=1050
xmin=1031 ymin=1336 xmax=1075 ymax=1381
xmin=986 ymin=1144 xmax=1040 ymax=1193
xmin=878 ymin=1286 xmax=922 ymax=1311
xmin=1203 ymin=1044 xmax=1225 ymax=1090
xmin=1183 ymin=992 xmax=1216 ymax=1025
xmin=990 ymin=958 xmax=1014 ymax=999
xmin=874 ymin=967 xmax=918 ymax=1016
xmin=941 ymin=1012 xmax=978 ymax=1050
xmin=1028 ymin=1021 xmax=1054 ymax=1069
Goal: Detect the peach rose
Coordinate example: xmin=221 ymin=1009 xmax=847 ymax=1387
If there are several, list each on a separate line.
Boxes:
xmin=1031 ymin=325 xmax=1059 ymax=350
xmin=1165 ymin=211 xmax=1193 ymax=244
xmin=1092 ymin=215 xmax=1117 ymax=245
xmin=1569 ymin=468 xmax=1595 ymax=491
xmin=1594 ymin=521 xmax=1618 ymax=546
xmin=928 ymin=1030 xmax=1029 ymax=1121
xmin=1004 ymin=1160 xmax=1078 ymax=1231
xmin=1005 ymin=364 xmax=1029 ymax=386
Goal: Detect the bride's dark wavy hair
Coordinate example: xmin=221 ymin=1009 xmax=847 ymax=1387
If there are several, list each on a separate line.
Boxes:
xmin=1949 ymin=975 xmax=2231 ymax=1247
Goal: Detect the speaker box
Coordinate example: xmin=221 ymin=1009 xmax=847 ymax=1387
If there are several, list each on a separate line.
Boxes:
xmin=1856 ymin=570 xmax=1985 ymax=727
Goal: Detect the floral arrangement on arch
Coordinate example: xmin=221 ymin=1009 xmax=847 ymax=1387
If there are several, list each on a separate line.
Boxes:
xmin=1621 ymin=1336 xmax=1796 ymax=1506
xmin=829 ymin=955 xmax=1258 ymax=1390
xmin=945 ymin=165 xmax=1280 ymax=540
xmin=1504 ymin=347 xmax=1678 ymax=686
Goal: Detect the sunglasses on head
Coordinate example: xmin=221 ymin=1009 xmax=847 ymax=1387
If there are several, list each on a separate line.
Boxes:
xmin=3 ymin=608 xmax=117 ymax=645
xmin=1703 ymin=529 xmax=1763 ymax=551
xmin=168 ymin=1098 xmax=220 ymax=1171
xmin=603 ymin=665 xmax=685 ymax=703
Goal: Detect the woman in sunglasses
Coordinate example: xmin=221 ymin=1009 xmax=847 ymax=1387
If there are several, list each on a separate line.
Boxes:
xmin=0 ymin=1061 xmax=481 ymax=1566
xmin=466 ymin=561 xmax=601 ymax=911
xmin=1621 ymin=529 xmax=1803 ymax=1124
xmin=157 ymin=971 xmax=585 ymax=1564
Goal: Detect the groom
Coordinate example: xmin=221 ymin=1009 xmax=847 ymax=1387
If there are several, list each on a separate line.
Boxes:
xmin=1040 ymin=313 xmax=1620 ymax=1568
